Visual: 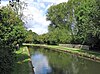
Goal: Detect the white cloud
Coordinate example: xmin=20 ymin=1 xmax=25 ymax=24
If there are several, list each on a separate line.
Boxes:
xmin=40 ymin=3 xmax=46 ymax=8
xmin=1 ymin=0 xmax=68 ymax=34
xmin=37 ymin=0 xmax=68 ymax=3
xmin=0 ymin=1 xmax=9 ymax=6
xmin=21 ymin=0 xmax=68 ymax=34
xmin=27 ymin=27 xmax=48 ymax=35
xmin=21 ymin=0 xmax=51 ymax=34
xmin=57 ymin=0 xmax=68 ymax=4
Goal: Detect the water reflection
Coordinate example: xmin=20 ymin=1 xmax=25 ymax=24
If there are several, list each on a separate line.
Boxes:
xmin=31 ymin=52 xmax=52 ymax=74
xmin=30 ymin=47 xmax=100 ymax=74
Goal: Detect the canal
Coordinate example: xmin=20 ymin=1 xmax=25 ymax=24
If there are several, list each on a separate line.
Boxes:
xmin=29 ymin=46 xmax=100 ymax=74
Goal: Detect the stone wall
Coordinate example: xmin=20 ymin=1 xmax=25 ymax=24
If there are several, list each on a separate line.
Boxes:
xmin=59 ymin=44 xmax=89 ymax=50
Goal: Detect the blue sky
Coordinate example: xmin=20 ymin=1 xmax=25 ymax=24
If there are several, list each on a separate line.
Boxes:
xmin=0 ymin=0 xmax=68 ymax=34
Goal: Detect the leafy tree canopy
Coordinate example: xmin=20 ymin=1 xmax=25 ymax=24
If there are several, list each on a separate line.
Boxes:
xmin=0 ymin=6 xmax=27 ymax=74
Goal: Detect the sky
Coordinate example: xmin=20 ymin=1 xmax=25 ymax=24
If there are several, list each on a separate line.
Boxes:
xmin=0 ymin=0 xmax=68 ymax=34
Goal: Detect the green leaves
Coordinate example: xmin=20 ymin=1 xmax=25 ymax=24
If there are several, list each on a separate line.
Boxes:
xmin=46 ymin=2 xmax=74 ymax=44
xmin=0 ymin=6 xmax=26 ymax=74
xmin=45 ymin=0 xmax=100 ymax=49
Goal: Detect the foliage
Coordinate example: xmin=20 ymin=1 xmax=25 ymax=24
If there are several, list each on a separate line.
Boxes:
xmin=0 ymin=6 xmax=26 ymax=74
xmin=72 ymin=0 xmax=100 ymax=49
xmin=46 ymin=3 xmax=73 ymax=44
xmin=45 ymin=0 xmax=100 ymax=50
xmin=10 ymin=0 xmax=100 ymax=50
xmin=25 ymin=30 xmax=38 ymax=43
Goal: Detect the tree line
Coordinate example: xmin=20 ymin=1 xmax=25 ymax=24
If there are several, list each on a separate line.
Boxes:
xmin=26 ymin=0 xmax=100 ymax=50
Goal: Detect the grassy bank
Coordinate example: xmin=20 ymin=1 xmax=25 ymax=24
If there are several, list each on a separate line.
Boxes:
xmin=12 ymin=46 xmax=32 ymax=74
xmin=23 ymin=43 xmax=100 ymax=62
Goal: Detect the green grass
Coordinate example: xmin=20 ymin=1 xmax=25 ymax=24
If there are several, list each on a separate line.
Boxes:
xmin=49 ymin=45 xmax=100 ymax=58
xmin=12 ymin=46 xmax=32 ymax=74
xmin=23 ymin=43 xmax=100 ymax=62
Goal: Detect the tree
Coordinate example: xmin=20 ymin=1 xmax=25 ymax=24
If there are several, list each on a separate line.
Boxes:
xmin=46 ymin=0 xmax=100 ymax=50
xmin=47 ymin=3 xmax=71 ymax=31
xmin=25 ymin=30 xmax=38 ymax=43
xmin=46 ymin=2 xmax=73 ymax=44
xmin=73 ymin=0 xmax=100 ymax=49
xmin=0 ymin=6 xmax=26 ymax=74
xmin=25 ymin=30 xmax=34 ymax=43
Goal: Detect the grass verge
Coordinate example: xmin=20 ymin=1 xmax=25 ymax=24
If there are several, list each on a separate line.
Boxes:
xmin=23 ymin=43 xmax=100 ymax=62
xmin=12 ymin=46 xmax=32 ymax=74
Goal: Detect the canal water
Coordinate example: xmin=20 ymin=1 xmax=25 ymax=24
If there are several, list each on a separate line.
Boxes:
xmin=29 ymin=46 xmax=100 ymax=74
